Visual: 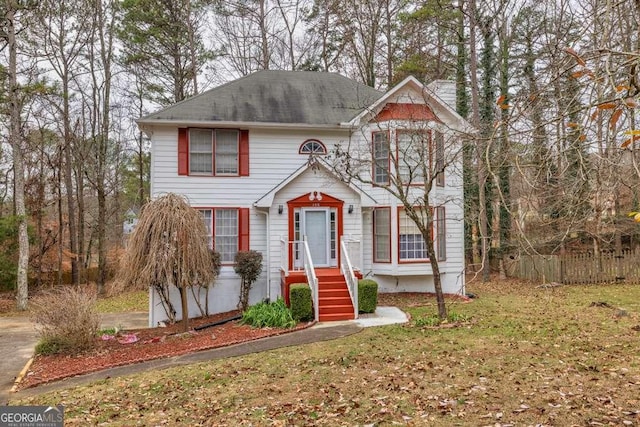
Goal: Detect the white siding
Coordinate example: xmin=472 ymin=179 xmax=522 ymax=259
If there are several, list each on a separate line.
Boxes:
xmin=146 ymin=81 xmax=467 ymax=325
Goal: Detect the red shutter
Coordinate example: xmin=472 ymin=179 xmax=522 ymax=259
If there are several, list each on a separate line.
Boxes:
xmin=178 ymin=128 xmax=189 ymax=175
xmin=239 ymin=130 xmax=249 ymax=176
xmin=238 ymin=208 xmax=250 ymax=251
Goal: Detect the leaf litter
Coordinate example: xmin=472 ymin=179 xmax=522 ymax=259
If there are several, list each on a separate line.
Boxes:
xmin=13 ymin=279 xmax=640 ymax=426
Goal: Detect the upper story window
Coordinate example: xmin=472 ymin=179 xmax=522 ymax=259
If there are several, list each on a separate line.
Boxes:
xmin=299 ymin=139 xmax=327 ymax=155
xmin=178 ymin=128 xmax=249 ymax=177
xmin=397 ymin=130 xmax=429 ymax=184
xmin=190 ymin=129 xmax=239 ymax=175
xmin=372 ymin=131 xmax=390 ymax=185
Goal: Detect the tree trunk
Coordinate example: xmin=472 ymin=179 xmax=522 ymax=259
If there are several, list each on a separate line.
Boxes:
xmin=259 ymin=0 xmax=269 ymax=70
xmin=467 ymin=0 xmax=487 ymax=280
xmin=63 ymin=99 xmax=79 ymax=285
xmin=179 ymin=285 xmax=189 ymax=332
xmin=7 ymin=1 xmax=29 ymax=310
xmin=421 ymin=207 xmax=446 ymax=319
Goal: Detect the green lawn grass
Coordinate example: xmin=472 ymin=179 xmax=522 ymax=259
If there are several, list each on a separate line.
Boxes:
xmin=1 ymin=288 xmax=148 ymax=316
xmin=13 ymin=279 xmax=640 ymax=426
xmin=95 ymin=289 xmax=148 ymax=313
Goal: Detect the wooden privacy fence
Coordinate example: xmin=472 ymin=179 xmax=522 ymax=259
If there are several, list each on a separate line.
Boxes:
xmin=506 ymin=249 xmax=640 ymax=284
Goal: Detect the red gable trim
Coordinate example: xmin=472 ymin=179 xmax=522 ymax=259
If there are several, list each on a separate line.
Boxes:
xmin=286 ymin=192 xmax=344 ymax=206
xmin=375 ymin=103 xmax=438 ymax=122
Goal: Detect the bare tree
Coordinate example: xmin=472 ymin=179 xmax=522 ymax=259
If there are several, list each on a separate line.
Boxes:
xmin=30 ymin=0 xmax=92 ymax=285
xmin=331 ymin=103 xmax=467 ymax=319
xmin=117 ymin=193 xmax=215 ymax=331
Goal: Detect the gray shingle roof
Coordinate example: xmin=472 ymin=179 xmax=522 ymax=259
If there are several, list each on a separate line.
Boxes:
xmin=139 ymin=71 xmax=383 ymax=126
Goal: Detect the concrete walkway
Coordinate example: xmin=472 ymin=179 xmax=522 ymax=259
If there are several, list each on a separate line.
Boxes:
xmin=4 ymin=307 xmax=408 ymax=403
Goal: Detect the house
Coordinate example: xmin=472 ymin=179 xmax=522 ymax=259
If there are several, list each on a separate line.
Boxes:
xmin=122 ymin=208 xmax=139 ymax=235
xmin=138 ymin=71 xmax=470 ymax=327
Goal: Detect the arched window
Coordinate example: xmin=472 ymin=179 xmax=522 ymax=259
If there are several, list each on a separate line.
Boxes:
xmin=299 ymin=139 xmax=327 ymax=155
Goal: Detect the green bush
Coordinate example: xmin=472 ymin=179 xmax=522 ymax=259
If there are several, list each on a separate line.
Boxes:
xmin=234 ymin=250 xmax=263 ymax=311
xmin=358 ymin=279 xmax=378 ymax=313
xmin=290 ymin=283 xmax=313 ymax=322
xmin=35 ymin=336 xmax=67 ymax=355
xmin=241 ymin=298 xmax=296 ymax=329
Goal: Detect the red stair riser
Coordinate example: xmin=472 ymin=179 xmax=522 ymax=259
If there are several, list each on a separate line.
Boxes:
xmin=319 ymin=313 xmax=355 ymax=321
xmin=319 ymin=282 xmax=347 ymax=290
xmin=319 ymin=289 xmax=350 ymax=298
xmin=319 ymin=305 xmax=354 ymax=315
xmin=319 ymin=296 xmax=352 ymax=305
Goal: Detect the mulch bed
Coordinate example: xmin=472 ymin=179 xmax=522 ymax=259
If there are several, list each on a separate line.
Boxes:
xmin=20 ymin=311 xmax=313 ymax=390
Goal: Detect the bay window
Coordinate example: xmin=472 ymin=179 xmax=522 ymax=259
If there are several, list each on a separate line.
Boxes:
xmin=372 ymin=131 xmax=390 ymax=185
xmin=373 ymin=207 xmax=391 ymax=262
xmin=398 ymin=208 xmax=428 ymax=261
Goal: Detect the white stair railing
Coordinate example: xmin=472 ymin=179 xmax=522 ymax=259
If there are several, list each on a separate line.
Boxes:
xmin=340 ymin=237 xmax=358 ymax=319
xmin=279 ymin=236 xmax=288 ymax=275
xmin=301 ymin=238 xmax=319 ymax=322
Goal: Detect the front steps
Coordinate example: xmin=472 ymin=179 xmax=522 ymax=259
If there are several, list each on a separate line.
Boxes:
xmin=317 ymin=272 xmax=354 ymax=321
xmin=282 ymin=268 xmax=359 ymax=322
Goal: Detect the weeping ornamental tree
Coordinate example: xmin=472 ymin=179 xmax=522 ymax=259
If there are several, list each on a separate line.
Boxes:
xmin=118 ymin=193 xmax=214 ymax=331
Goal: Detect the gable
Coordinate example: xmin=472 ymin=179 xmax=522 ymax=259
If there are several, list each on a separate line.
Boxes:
xmin=375 ymin=103 xmax=439 ymax=122
xmin=349 ymin=76 xmax=473 ymax=133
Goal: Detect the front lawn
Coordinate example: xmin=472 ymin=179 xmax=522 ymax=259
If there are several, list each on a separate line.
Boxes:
xmin=13 ymin=279 xmax=640 ymax=426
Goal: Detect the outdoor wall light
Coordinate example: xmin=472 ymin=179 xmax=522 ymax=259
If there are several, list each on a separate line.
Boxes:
xmin=278 ymin=205 xmax=284 ymax=214
xmin=348 ymin=204 xmax=354 ymax=214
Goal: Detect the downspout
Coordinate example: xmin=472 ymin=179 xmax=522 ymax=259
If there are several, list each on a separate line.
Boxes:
xmin=256 ymin=209 xmax=271 ymax=302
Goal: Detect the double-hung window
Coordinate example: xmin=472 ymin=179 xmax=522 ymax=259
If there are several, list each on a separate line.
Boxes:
xmin=372 ymin=131 xmax=390 ymax=185
xmin=179 ymin=128 xmax=248 ymax=176
xmin=397 ymin=130 xmax=429 ymax=184
xmin=189 ymin=129 xmax=214 ymax=174
xmin=198 ymin=208 xmax=250 ymax=263
xmin=373 ymin=207 xmax=391 ymax=262
xmin=214 ymin=130 xmax=240 ymax=175
xmin=189 ymin=129 xmax=239 ymax=175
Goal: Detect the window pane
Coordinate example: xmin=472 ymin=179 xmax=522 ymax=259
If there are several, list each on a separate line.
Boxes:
xmin=215 ymin=130 xmax=239 ymax=175
xmin=199 ymin=209 xmax=213 ymax=249
xmin=189 ymin=129 xmax=213 ymax=174
xmin=374 ymin=208 xmax=390 ymax=262
xmin=373 ymin=132 xmax=389 ymax=184
xmin=435 ymin=131 xmax=445 ymax=186
xmin=330 ymin=210 xmax=336 ymax=259
xmin=437 ymin=207 xmax=446 ymax=261
xmin=215 ymin=209 xmax=238 ymax=263
xmin=300 ymin=140 xmax=326 ymax=154
xmin=399 ymin=209 xmax=427 ymax=260
xmin=397 ymin=131 xmax=427 ymax=184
